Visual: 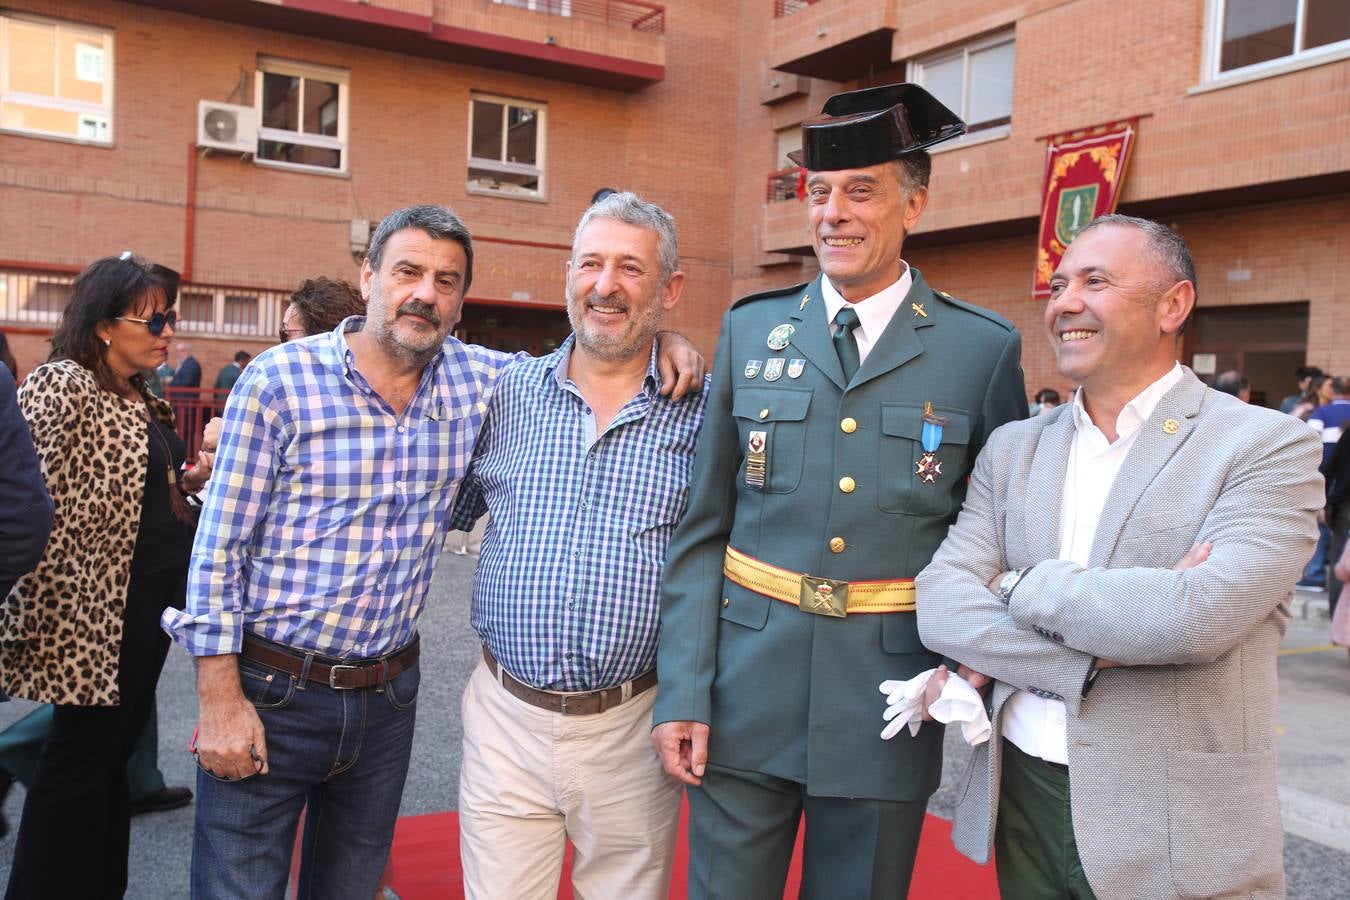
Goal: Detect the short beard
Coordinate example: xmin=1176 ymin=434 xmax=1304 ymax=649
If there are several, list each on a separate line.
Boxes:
xmin=567 ymin=285 xmax=663 ymax=363
xmin=369 ymin=279 xmax=445 ymax=368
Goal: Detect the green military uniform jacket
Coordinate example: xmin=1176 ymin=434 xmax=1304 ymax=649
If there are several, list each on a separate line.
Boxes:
xmin=654 ymin=269 xmax=1026 ymax=802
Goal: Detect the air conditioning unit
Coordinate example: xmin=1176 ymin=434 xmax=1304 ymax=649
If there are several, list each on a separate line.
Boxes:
xmin=197 ymin=100 xmax=257 ymax=154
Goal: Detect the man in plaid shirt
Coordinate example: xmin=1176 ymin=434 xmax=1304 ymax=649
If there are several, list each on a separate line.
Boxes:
xmin=164 ymin=203 xmax=703 ymax=898
xmin=451 ymin=193 xmax=709 ymax=899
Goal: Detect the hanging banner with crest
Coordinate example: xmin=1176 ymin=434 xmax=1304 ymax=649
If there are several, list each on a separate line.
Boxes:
xmin=1032 ymin=119 xmax=1138 ymax=298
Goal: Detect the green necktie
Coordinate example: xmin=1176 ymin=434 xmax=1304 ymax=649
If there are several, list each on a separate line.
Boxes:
xmin=833 ymin=307 xmax=861 ymax=382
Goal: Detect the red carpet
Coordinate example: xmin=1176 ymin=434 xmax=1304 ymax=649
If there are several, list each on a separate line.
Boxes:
xmin=378 ymin=799 xmax=999 ymax=898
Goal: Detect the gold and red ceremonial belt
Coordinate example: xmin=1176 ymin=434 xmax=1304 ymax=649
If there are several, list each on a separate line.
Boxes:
xmin=722 ymin=546 xmax=916 ymax=617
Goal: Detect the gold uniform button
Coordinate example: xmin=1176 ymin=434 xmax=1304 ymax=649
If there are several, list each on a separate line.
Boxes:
xmin=840 ymin=417 xmax=857 ymax=434
xmin=759 ymin=408 xmax=770 ymax=420
xmin=838 ymin=476 xmax=856 ymax=493
xmin=829 ymin=537 xmax=846 ymax=554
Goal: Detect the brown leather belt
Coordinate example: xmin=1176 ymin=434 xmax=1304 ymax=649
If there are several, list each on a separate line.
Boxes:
xmin=240 ymin=633 xmax=420 ymax=690
xmin=481 ymin=645 xmax=656 ymax=716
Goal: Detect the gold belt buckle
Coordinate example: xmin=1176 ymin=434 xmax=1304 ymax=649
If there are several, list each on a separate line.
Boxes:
xmin=799 ymin=575 xmax=849 ymax=618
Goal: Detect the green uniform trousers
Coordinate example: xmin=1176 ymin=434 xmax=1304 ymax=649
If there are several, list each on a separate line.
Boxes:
xmin=687 ymin=763 xmax=927 ymax=900
xmin=995 ymin=740 xmax=1099 ymax=900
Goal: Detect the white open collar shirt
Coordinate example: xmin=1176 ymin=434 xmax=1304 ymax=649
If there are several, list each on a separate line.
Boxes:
xmin=1002 ymin=362 xmax=1184 ymax=763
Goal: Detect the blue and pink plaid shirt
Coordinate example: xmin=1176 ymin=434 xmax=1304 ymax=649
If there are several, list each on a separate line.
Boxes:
xmin=163 ymin=318 xmax=520 ymax=659
xmin=451 ymin=336 xmax=709 ymax=691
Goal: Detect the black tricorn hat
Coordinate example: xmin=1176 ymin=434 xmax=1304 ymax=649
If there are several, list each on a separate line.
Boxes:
xmin=786 ymin=83 xmax=966 ymax=170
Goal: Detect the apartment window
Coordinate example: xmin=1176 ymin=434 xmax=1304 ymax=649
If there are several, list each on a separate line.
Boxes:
xmin=255 ymin=57 xmax=348 ymax=173
xmin=494 ymin=0 xmax=572 ymax=15
xmin=1212 ymin=0 xmax=1350 ymax=76
xmin=468 ymin=95 xmax=545 ymax=199
xmin=223 ymin=293 xmax=260 ymax=333
xmin=0 ymin=13 xmax=114 ymax=144
xmin=910 ymin=32 xmax=1014 ymax=140
xmin=178 ymin=291 xmax=215 ymax=331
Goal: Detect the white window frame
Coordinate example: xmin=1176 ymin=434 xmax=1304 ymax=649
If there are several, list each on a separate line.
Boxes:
xmin=253 ymin=56 xmax=349 ymax=175
xmin=493 ymin=0 xmax=572 ymax=16
xmin=0 ymin=12 xmax=114 ymax=145
xmin=467 ymin=94 xmax=547 ymax=201
xmin=75 ymin=42 xmax=104 ymax=83
xmin=908 ymin=30 xmax=1014 ymax=149
xmin=1200 ymin=0 xmax=1350 ymax=87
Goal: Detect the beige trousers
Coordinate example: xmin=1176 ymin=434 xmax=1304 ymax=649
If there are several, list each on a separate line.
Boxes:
xmin=458 ymin=660 xmax=683 ymax=900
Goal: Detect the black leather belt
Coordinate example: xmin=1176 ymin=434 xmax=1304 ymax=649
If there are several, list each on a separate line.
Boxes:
xmin=482 ymin=645 xmax=656 ymax=716
xmin=240 ymin=633 xmax=419 ymax=690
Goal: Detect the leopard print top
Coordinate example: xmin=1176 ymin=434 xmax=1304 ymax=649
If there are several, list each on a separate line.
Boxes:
xmin=0 ymin=359 xmax=177 ymax=706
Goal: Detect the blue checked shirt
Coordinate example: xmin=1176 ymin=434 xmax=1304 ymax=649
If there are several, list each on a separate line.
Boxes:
xmin=452 ymin=336 xmax=709 ymax=691
xmin=163 ymin=318 xmax=521 ymax=658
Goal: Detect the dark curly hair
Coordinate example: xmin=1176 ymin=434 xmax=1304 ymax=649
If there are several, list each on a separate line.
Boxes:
xmin=286 ymin=277 xmax=367 ymax=338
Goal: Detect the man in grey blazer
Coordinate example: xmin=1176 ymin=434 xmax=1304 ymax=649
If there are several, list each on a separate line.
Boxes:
xmin=916 ymin=214 xmax=1322 ymax=899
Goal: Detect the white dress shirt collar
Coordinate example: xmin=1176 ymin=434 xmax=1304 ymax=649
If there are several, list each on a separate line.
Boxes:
xmin=1069 ymin=362 xmax=1184 ymax=447
xmin=820 ymin=264 xmax=913 ymax=364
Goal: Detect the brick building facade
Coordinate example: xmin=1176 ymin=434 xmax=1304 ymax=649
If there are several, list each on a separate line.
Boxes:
xmin=2 ymin=0 xmax=1348 ymax=406
xmin=736 ymin=0 xmax=1350 ymax=406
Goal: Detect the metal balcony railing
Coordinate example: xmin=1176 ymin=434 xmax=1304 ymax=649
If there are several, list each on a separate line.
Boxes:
xmin=497 ymin=0 xmax=666 ymax=33
xmin=766 ymin=167 xmax=805 ymax=203
xmin=0 ymin=265 xmax=289 ymax=339
xmin=773 ymin=0 xmax=822 ymax=18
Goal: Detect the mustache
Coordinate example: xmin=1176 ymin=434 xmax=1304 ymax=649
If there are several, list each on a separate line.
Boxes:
xmin=397 ymin=300 xmax=441 ymax=327
xmin=582 ymin=289 xmax=628 ymax=312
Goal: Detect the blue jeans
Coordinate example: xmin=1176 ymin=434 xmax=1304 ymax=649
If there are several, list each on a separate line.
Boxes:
xmin=1303 ymin=523 xmax=1330 ymax=585
xmin=190 ymin=652 xmax=420 ymax=900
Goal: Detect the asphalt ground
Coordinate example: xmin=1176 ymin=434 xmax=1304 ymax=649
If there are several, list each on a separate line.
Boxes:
xmin=1 ymin=561 xmax=1347 ymax=898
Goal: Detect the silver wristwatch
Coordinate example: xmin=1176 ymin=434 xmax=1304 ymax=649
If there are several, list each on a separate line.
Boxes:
xmin=996 ymin=566 xmax=1032 ymax=603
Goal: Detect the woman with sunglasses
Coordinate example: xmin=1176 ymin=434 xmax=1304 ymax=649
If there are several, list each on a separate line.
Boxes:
xmin=1 ymin=254 xmax=212 ymax=899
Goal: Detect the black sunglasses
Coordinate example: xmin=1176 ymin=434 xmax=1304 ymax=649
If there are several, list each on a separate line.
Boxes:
xmin=115 ymin=309 xmax=178 ymax=336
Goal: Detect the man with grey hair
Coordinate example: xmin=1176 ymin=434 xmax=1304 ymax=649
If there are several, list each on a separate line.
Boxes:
xmin=450 ymin=192 xmax=709 ymax=899
xmin=166 ymin=202 xmax=705 ymax=897
xmin=916 ymin=214 xmax=1321 ymax=898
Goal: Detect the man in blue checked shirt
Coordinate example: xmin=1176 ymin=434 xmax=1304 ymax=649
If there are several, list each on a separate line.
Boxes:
xmin=451 ymin=192 xmax=710 ymax=900
xmin=162 ymin=202 xmax=705 ymax=899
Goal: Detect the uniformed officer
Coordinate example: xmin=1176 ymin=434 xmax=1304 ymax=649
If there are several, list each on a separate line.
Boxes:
xmin=651 ymin=83 xmax=1027 ymax=898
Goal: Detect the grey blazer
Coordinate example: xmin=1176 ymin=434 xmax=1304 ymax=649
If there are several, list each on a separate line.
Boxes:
xmin=917 ymin=368 xmax=1322 ymax=900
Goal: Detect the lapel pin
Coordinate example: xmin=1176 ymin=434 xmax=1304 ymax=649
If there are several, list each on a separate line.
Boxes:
xmin=912 ymin=302 xmax=927 ymax=318
xmin=1162 ymin=418 xmax=1180 ymax=435
xmin=798 ymin=294 xmax=810 ymax=311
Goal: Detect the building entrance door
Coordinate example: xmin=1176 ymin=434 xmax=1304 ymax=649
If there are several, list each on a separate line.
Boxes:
xmin=457 ymin=302 xmax=571 ymax=357
xmin=1185 ymin=302 xmax=1309 ymax=409
xmin=1193 ymin=304 xmax=1306 ymax=410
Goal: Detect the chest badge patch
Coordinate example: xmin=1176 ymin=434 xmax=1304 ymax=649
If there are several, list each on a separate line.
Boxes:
xmin=767 ymin=323 xmax=795 ymax=351
xmin=763 ymin=358 xmax=785 ymax=382
xmin=744 ymin=360 xmax=763 ymax=379
xmin=787 ymin=358 xmax=806 ymax=379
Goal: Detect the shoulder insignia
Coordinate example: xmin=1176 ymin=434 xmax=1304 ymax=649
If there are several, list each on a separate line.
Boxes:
xmin=731 ymin=281 xmax=811 ymax=310
xmin=935 ymin=290 xmax=1016 ymax=331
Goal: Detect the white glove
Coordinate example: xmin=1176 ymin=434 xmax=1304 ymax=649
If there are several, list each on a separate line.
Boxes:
xmin=878 ymin=668 xmax=937 ymax=740
xmin=929 ymin=673 xmax=992 ymax=745
xmin=878 ymin=668 xmax=992 ymax=745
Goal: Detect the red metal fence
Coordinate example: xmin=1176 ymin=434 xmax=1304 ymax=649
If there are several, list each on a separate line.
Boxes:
xmin=509 ymin=0 xmax=666 ymax=32
xmin=166 ymin=388 xmax=232 ymax=460
xmin=773 ymin=0 xmax=821 ymax=17
xmin=766 ymin=166 xmax=805 ymax=203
